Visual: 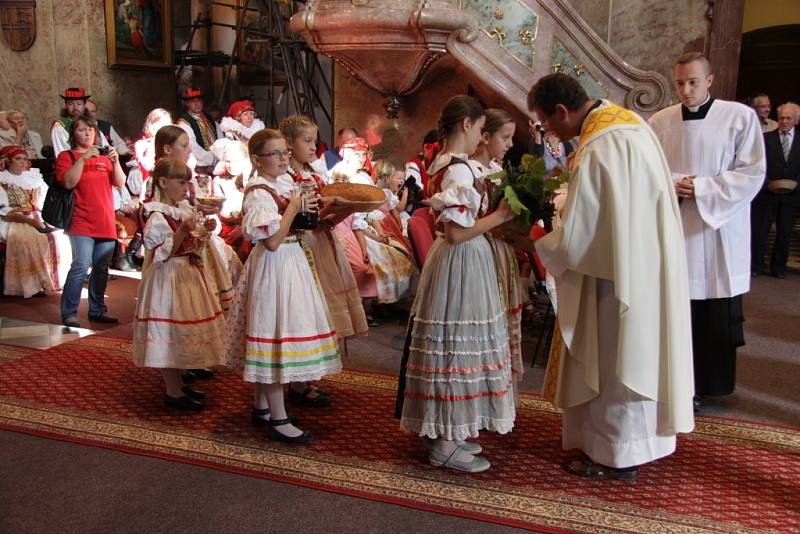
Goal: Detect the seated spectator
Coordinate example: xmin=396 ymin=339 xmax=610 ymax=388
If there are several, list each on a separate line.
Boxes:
xmin=335 ymin=137 xmax=373 ymax=184
xmin=0 ymin=111 xmax=15 ymax=147
xmin=217 ymin=100 xmax=265 ymax=143
xmin=112 ymin=182 xmax=141 ymax=271
xmin=6 ymin=109 xmax=43 ymax=159
xmin=403 ymin=129 xmax=438 ymax=211
xmin=323 ymin=127 xmax=357 ymax=170
xmin=0 ymin=145 xmax=60 ymax=297
xmin=56 ymin=115 xmax=125 ymax=328
xmin=372 ymin=159 xmax=413 ymax=257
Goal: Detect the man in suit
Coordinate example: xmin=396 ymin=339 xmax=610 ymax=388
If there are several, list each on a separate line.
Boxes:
xmin=751 ymin=102 xmax=800 ymax=278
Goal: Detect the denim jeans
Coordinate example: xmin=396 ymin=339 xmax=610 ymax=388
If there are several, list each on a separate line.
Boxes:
xmin=60 ymin=236 xmax=116 ymax=320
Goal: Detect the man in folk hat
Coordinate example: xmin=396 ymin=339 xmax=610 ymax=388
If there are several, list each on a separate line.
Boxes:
xmin=176 ymin=87 xmax=222 ymax=169
xmin=51 ymin=87 xmax=109 ymax=156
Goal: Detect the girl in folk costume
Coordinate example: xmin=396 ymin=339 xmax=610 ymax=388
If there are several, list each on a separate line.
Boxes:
xmin=132 ymin=158 xmax=226 ymax=411
xmin=396 ymin=96 xmax=516 ymax=473
xmin=212 ymin=141 xmax=249 ymax=262
xmin=330 ymin=138 xmax=383 ymax=319
xmin=224 ymin=129 xmax=340 ymax=444
xmin=372 ymin=160 xmax=413 ymax=257
xmin=278 ymin=115 xmax=368 ymax=408
xmin=328 ymin=163 xmax=379 ymax=318
xmin=470 ymin=108 xmax=527 ymax=394
xmin=153 ymin=125 xmax=241 ymax=315
xmin=130 ymin=108 xmax=173 ymax=200
xmin=356 ymin=160 xmax=419 ymax=305
xmin=0 ymin=145 xmax=59 ymax=297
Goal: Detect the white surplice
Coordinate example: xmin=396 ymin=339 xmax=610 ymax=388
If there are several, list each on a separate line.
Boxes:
xmin=648 ymin=99 xmax=766 ymax=299
xmin=536 ymin=100 xmax=695 ymax=468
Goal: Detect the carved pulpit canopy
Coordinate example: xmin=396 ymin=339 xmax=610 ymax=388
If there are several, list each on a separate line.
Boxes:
xmin=0 ymin=0 xmax=36 ymax=52
xmin=291 ymin=0 xmax=670 ymax=118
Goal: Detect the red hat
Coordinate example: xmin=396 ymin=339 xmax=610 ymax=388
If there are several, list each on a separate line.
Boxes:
xmin=0 ymin=145 xmax=27 ymax=160
xmin=182 ymin=87 xmax=204 ymax=100
xmin=340 ymin=137 xmax=369 ymax=153
xmin=227 ymin=100 xmax=255 ymax=119
xmin=60 ymin=87 xmax=90 ymax=100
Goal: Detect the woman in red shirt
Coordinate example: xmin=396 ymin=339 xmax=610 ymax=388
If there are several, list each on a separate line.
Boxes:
xmin=56 ymin=115 xmax=126 ymax=328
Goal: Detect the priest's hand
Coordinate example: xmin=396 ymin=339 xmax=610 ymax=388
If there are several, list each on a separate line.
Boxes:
xmin=675 ymin=176 xmax=695 ymax=200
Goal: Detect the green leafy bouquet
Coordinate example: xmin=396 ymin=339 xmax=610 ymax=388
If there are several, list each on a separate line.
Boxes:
xmin=488 ymin=154 xmax=570 ymax=229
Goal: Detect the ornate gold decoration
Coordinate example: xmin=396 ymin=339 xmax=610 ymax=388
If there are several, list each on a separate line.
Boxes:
xmin=493 ymin=9 xmax=504 ymax=20
xmin=489 ymin=26 xmax=506 ymax=43
xmin=518 ymin=28 xmax=534 ymax=45
xmin=552 ymin=62 xmax=563 ymax=73
xmin=573 ymin=63 xmax=586 ymax=76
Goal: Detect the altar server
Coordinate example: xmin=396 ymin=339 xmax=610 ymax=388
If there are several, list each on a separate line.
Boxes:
xmin=531 ymin=73 xmax=695 ymax=479
xmin=649 ymin=52 xmax=766 ymax=400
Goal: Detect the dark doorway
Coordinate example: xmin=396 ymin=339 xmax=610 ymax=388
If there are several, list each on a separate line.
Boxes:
xmin=737 ymin=24 xmax=800 ymax=113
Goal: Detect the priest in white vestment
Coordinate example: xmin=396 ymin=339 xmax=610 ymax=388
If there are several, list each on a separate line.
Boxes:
xmin=648 ymin=52 xmax=765 ymax=400
xmin=528 ymin=74 xmax=695 ymax=480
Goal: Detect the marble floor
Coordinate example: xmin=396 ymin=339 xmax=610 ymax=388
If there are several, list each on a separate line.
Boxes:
xmin=0 ymin=317 xmax=95 ymax=350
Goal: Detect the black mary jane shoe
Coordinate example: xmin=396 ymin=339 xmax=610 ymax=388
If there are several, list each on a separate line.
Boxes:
xmin=265 ymin=418 xmax=313 ymax=445
xmin=251 ymin=407 xmax=299 ymax=427
xmin=190 ymin=368 xmax=215 ymax=379
xmin=181 ymin=386 xmax=205 ymax=401
xmin=164 ymin=394 xmax=204 ymax=411
xmin=288 ymin=386 xmax=331 ymax=407
xmin=250 ymin=407 xmax=271 ymax=427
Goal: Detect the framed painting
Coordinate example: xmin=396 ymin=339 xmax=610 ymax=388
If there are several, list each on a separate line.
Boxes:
xmin=104 ymin=0 xmax=171 ymax=69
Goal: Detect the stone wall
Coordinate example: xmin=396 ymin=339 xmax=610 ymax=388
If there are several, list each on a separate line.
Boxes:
xmin=0 ymin=0 xmax=175 ymax=144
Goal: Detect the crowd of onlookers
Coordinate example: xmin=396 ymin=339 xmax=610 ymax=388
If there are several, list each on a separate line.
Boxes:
xmin=0 ymin=85 xmax=797 ymax=326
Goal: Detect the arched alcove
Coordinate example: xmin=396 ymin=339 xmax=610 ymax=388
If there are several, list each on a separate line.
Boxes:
xmin=736 ymin=24 xmax=800 ymax=110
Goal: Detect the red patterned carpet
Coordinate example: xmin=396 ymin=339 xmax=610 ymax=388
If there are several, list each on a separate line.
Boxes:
xmin=1 ymin=336 xmax=798 ymax=533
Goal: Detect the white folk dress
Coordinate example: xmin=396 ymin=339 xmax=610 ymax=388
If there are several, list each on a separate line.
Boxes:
xmin=399 ymin=153 xmax=515 ymax=441
xmin=0 ymin=169 xmax=59 ymax=297
xmin=224 ymin=175 xmax=341 ymax=384
xmin=132 ymin=202 xmax=226 ymax=369
xmin=284 ymin=166 xmax=368 ymax=340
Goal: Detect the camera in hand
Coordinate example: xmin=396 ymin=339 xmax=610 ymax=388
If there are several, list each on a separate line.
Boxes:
xmin=97 ymin=146 xmax=110 ymax=156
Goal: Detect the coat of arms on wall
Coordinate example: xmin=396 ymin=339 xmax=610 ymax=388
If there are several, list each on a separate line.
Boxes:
xmin=0 ymin=0 xmax=36 ymax=52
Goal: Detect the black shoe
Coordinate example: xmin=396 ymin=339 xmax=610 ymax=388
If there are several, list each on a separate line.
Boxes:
xmin=265 ymin=418 xmax=313 ymax=444
xmin=367 ymin=315 xmax=380 ymax=327
xmin=181 ymin=371 xmax=197 ymax=383
xmin=63 ymin=316 xmax=81 ymax=328
xmin=288 ymin=386 xmax=331 ymax=407
xmin=250 ymin=406 xmax=299 ymax=427
xmin=751 ymin=271 xmax=761 ymax=278
xmin=772 ymin=272 xmax=786 ymax=279
xmin=164 ymin=394 xmax=204 ymax=411
xmin=88 ymin=314 xmax=119 ymax=324
xmin=190 ymin=368 xmax=215 ymax=379
xmin=250 ymin=406 xmax=271 ymax=427
xmin=181 ymin=386 xmax=205 ymax=401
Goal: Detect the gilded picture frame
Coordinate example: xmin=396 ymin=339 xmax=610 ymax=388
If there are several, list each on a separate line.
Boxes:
xmin=104 ymin=0 xmax=171 ymax=69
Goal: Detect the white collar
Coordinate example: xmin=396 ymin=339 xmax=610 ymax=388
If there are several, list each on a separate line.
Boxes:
xmin=0 ymin=168 xmax=45 ymax=189
xmin=685 ymin=94 xmax=711 ymax=113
